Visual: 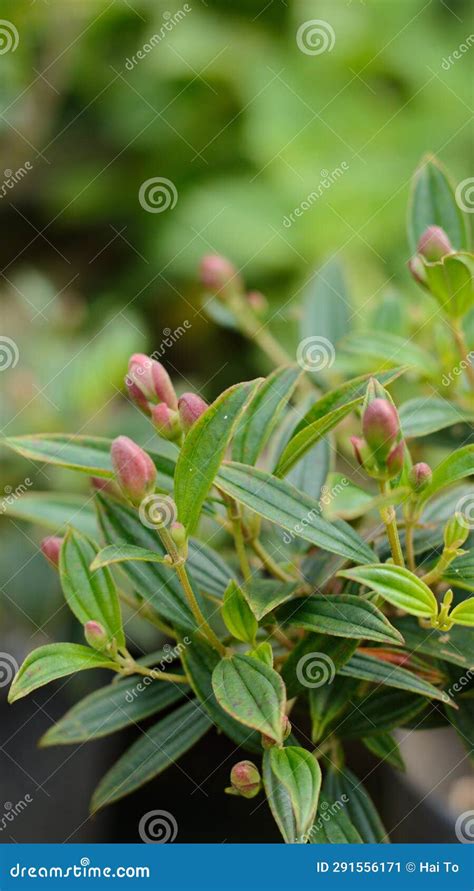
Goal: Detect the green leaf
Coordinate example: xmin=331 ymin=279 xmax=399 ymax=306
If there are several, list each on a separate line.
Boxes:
xmin=221 ymin=580 xmax=258 ymax=644
xmin=443 ymin=551 xmax=474 ymax=593
xmin=340 ymin=331 xmax=437 ymax=378
xmin=424 ymin=254 xmax=474 ymax=319
xmin=408 ymin=154 xmax=468 ymax=252
xmin=2 ymin=434 xmax=175 ymax=483
xmin=90 ymin=544 xmax=168 ymax=571
xmin=392 ymin=616 xmax=473 ymax=669
xmin=186 ymin=540 xmax=232 ymax=599
xmin=174 ymin=379 xmax=260 ymax=534
xmin=309 ymin=675 xmax=359 ymax=743
xmin=276 ymin=595 xmax=404 ymax=646
xmin=1 ymin=492 xmax=97 ymax=537
xmin=282 ymin=633 xmax=358 ymax=699
xmin=309 ymin=794 xmax=363 ymax=844
xmin=322 ymin=475 xmax=408 ymax=521
xmin=339 ymin=652 xmax=453 ymax=705
xmin=232 ymin=365 xmax=301 ymax=465
xmin=339 ymin=564 xmax=438 ymax=619
xmin=262 ymin=749 xmax=297 ymax=844
xmin=418 ymin=445 xmax=474 ymax=504
xmin=242 ymin=578 xmax=299 ymax=621
xmin=324 ymin=767 xmax=389 ymax=843
xmin=337 ymin=688 xmax=427 ymax=738
xmin=180 ymin=636 xmax=261 ymax=752
xmin=362 ymin=732 xmax=405 ymax=771
xmin=91 ymin=700 xmax=211 ymax=811
xmin=8 ymin=643 xmax=117 ymax=703
xmin=40 ymin=673 xmax=187 ymax=745
xmin=450 ymin=597 xmax=474 ymax=628
xmin=247 ymin=641 xmax=274 ymax=667
xmin=60 ymin=529 xmax=124 ymax=647
xmin=212 ymin=654 xmax=286 ymax=743
xmin=399 ymin=397 xmax=474 ymax=438
xmin=216 ymin=463 xmax=377 ymax=565
xmin=269 ymin=746 xmax=321 ymax=842
xmin=300 ymin=258 xmax=351 ymax=348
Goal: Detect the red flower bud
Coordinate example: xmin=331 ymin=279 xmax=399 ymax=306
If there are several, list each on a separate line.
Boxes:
xmin=84 ymin=620 xmax=109 ymax=651
xmin=362 ymin=398 xmax=399 ymax=460
xmin=409 ymin=462 xmax=432 ymax=492
xmin=41 ymin=536 xmax=63 ymax=568
xmin=385 ymin=440 xmax=405 ymax=478
xmin=229 ymin=761 xmax=261 ymax=799
xmin=110 ymin=436 xmax=157 ymax=506
xmin=150 ymin=403 xmax=182 ymax=441
xmin=199 ymin=254 xmax=241 ymax=297
xmin=417 ymin=226 xmax=453 ymax=262
xmin=178 ymin=392 xmax=208 ymax=433
xmin=127 ymin=354 xmax=177 ymax=410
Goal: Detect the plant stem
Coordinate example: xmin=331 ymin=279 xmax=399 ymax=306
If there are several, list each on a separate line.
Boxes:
xmin=379 ymin=481 xmax=405 ymax=567
xmin=251 ymin=537 xmax=296 ymax=583
xmin=422 ymin=548 xmax=457 ymax=587
xmin=451 ymin=319 xmax=474 ymax=391
xmin=127 ymin=662 xmax=189 ymax=684
xmin=405 ymin=522 xmax=416 ymax=573
xmin=159 ymin=527 xmax=226 ymax=656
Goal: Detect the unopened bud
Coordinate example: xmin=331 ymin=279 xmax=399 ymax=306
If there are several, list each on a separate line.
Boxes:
xmin=199 ymin=254 xmax=241 ymax=299
xmin=409 ymin=462 xmax=432 ymax=493
xmin=178 ymin=392 xmax=208 ymax=433
xmin=408 ymin=255 xmax=428 ymax=288
xmin=228 ymin=760 xmax=261 ymax=799
xmin=150 ymin=403 xmax=182 ymax=442
xmin=127 ymin=354 xmax=177 ymax=410
xmin=110 ymin=436 xmax=157 ymax=506
xmin=444 ymin=514 xmax=469 ymax=550
xmin=170 ymin=521 xmax=188 ymax=559
xmin=124 ymin=375 xmax=151 ymax=414
xmin=41 ymin=536 xmax=63 ymax=568
xmin=417 ymin=226 xmax=453 ymax=262
xmin=246 ymin=290 xmax=268 ymax=314
xmin=385 ymin=440 xmax=405 ymax=478
xmin=84 ymin=620 xmax=109 ymax=651
xmin=262 ymin=715 xmax=291 ymax=749
xmin=350 ymin=436 xmax=371 ymax=467
xmin=362 ymin=398 xmax=399 ymax=460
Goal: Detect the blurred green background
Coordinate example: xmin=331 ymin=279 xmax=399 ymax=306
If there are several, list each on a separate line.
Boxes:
xmin=0 ymin=0 xmax=472 ymax=635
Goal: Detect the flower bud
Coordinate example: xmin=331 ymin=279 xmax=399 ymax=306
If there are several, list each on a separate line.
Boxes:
xmin=408 ymin=255 xmax=428 ymax=288
xmin=362 ymin=398 xmax=399 ymax=460
xmin=444 ymin=514 xmax=469 ymax=550
xmin=409 ymin=462 xmax=432 ymax=493
xmin=350 ymin=436 xmax=371 ymax=467
xmin=229 ymin=761 xmax=261 ymax=799
xmin=246 ymin=290 xmax=268 ymax=314
xmin=262 ymin=715 xmax=291 ymax=749
xmin=178 ymin=392 xmax=208 ymax=433
xmin=417 ymin=226 xmax=453 ymax=262
xmin=124 ymin=375 xmax=151 ymax=414
xmin=170 ymin=521 xmax=188 ymax=559
xmin=84 ymin=620 xmax=109 ymax=651
xmin=110 ymin=436 xmax=157 ymax=506
xmin=385 ymin=440 xmax=405 ymax=479
xmin=199 ymin=254 xmax=240 ymax=294
xmin=41 ymin=536 xmax=63 ymax=568
xmin=90 ymin=476 xmax=120 ymax=497
xmin=127 ymin=354 xmax=178 ymax=410
xmin=150 ymin=403 xmax=182 ymax=442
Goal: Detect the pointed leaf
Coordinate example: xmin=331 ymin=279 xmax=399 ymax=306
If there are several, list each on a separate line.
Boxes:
xmin=392 ymin=616 xmax=473 ymax=669
xmin=339 ymin=652 xmax=453 ymax=705
xmin=242 ymin=578 xmax=299 ymax=621
xmin=337 ymin=688 xmax=427 ymax=737
xmin=232 ymin=365 xmax=301 ymax=465
xmin=339 ymin=564 xmax=438 ymax=619
xmin=269 ymin=746 xmax=321 ymax=842
xmin=309 ymin=793 xmax=363 ymax=844
xmin=399 ymin=397 xmax=474 ymax=438
xmin=419 ymin=445 xmax=474 ymax=504
xmin=324 ymin=767 xmax=389 ymax=843
xmin=408 ymin=154 xmax=468 ymax=251
xmin=262 ymin=749 xmax=297 ymax=844
xmin=276 ymin=595 xmax=404 ymax=646
xmin=341 ymin=331 xmax=437 ymax=378
xmin=212 ymin=654 xmax=286 ymax=743
xmin=362 ymin=732 xmax=405 ymax=771
xmin=221 ymin=580 xmax=258 ymax=644
xmin=90 ymin=544 xmax=168 ymax=571
xmin=8 ymin=644 xmax=117 ymax=703
xmin=450 ymin=597 xmax=474 ymax=628
xmin=2 ymin=492 xmax=97 ymax=537
xmin=300 ymin=258 xmax=351 ymax=346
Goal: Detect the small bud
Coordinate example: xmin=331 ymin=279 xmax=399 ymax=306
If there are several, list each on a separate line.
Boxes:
xmin=246 ymin=290 xmax=268 ymax=314
xmin=444 ymin=514 xmax=469 ymax=550
xmin=127 ymin=354 xmax=177 ymax=410
xmin=178 ymin=392 xmax=208 ymax=433
xmin=229 ymin=760 xmax=261 ymax=799
xmin=84 ymin=620 xmax=109 ymax=651
xmin=150 ymin=403 xmax=182 ymax=442
xmin=385 ymin=440 xmax=405 ymax=478
xmin=124 ymin=375 xmax=151 ymax=415
xmin=110 ymin=436 xmax=157 ymax=506
xmin=408 ymin=255 xmax=428 ymax=288
xmin=199 ymin=254 xmax=240 ymax=297
xmin=362 ymin=398 xmax=399 ymax=460
xmin=417 ymin=226 xmax=453 ymax=262
xmin=282 ymin=714 xmax=292 ymax=740
xmin=409 ymin=462 xmax=432 ymax=493
xmin=261 ymin=715 xmax=291 ymax=749
xmin=170 ymin=521 xmax=188 ymax=559
xmin=350 ymin=436 xmax=371 ymax=467
xmin=41 ymin=536 xmax=63 ymax=568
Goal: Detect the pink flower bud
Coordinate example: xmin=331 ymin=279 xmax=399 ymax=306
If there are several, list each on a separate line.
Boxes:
xmin=90 ymin=476 xmax=120 ymax=497
xmin=229 ymin=761 xmax=261 ymax=799
xmin=150 ymin=403 xmax=182 ymax=441
xmin=350 ymin=436 xmax=367 ymax=467
xmin=178 ymin=392 xmax=208 ymax=433
xmin=362 ymin=398 xmax=399 ymax=460
xmin=385 ymin=440 xmax=405 ymax=478
xmin=41 ymin=536 xmax=63 ymax=568
xmin=199 ymin=254 xmax=241 ymax=297
xmin=127 ymin=354 xmax=177 ymax=410
xmin=246 ymin=290 xmax=268 ymax=314
xmin=110 ymin=436 xmax=157 ymax=506
xmin=409 ymin=462 xmax=432 ymax=492
xmin=84 ymin=620 xmax=108 ymax=651
xmin=408 ymin=255 xmax=428 ymax=288
xmin=417 ymin=226 xmax=453 ymax=262
xmin=124 ymin=375 xmax=151 ymax=414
